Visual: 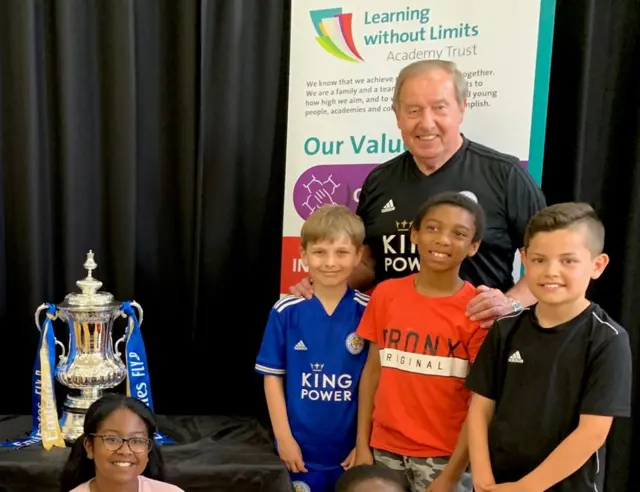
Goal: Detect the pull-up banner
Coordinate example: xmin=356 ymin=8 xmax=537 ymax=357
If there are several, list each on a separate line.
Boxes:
xmin=280 ymin=0 xmax=556 ymax=293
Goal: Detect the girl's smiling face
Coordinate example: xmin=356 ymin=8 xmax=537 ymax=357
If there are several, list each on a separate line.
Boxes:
xmin=84 ymin=407 xmax=151 ymax=486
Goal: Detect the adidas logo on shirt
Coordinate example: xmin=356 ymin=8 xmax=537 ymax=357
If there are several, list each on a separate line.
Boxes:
xmin=381 ymin=200 xmax=395 ymax=213
xmin=508 ymin=350 xmax=524 ymax=363
xmin=294 ymin=340 xmax=308 ymax=351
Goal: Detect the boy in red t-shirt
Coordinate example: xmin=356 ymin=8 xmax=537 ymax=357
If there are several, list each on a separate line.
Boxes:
xmin=354 ymin=191 xmax=489 ymax=492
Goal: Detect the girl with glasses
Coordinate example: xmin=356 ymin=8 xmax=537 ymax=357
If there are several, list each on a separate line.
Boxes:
xmin=60 ymin=394 xmax=183 ymax=492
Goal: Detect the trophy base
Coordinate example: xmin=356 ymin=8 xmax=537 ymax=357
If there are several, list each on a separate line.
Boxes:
xmin=60 ymin=390 xmax=106 ymax=442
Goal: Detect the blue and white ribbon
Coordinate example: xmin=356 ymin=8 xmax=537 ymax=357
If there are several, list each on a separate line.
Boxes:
xmin=121 ymin=301 xmax=174 ymax=445
xmin=1 ymin=304 xmax=65 ymax=449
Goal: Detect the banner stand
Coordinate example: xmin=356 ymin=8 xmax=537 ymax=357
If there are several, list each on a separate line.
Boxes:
xmin=281 ymin=1 xmax=556 ymax=292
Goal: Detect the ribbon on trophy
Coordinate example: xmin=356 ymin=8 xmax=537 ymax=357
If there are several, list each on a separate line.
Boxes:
xmin=0 ymin=304 xmax=66 ymax=450
xmin=120 ymin=301 xmax=174 ymax=445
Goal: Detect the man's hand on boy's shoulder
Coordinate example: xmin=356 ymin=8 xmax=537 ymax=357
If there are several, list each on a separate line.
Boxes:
xmin=289 ymin=277 xmax=314 ymax=299
xmin=466 ymin=285 xmax=517 ymax=328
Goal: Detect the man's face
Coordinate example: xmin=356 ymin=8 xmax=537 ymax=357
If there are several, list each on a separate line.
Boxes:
xmin=393 ymin=69 xmax=465 ymax=169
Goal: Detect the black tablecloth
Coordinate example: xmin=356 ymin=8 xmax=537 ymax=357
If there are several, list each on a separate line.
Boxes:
xmin=0 ymin=415 xmax=292 ymax=492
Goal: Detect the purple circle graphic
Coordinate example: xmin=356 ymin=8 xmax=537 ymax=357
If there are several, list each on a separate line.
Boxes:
xmin=293 ymin=164 xmax=377 ymax=220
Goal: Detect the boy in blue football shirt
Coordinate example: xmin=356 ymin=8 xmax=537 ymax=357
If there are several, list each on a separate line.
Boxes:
xmin=255 ymin=204 xmax=371 ymax=492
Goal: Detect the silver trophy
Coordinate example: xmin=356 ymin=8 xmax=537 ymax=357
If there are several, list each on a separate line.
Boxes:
xmin=34 ymin=250 xmax=143 ymax=441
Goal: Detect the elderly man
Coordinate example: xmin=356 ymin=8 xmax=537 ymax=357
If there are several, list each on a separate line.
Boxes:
xmin=291 ymin=59 xmax=545 ymax=327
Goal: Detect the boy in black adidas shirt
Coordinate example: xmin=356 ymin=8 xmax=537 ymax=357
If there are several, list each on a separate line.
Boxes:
xmin=466 ymin=203 xmax=632 ymax=492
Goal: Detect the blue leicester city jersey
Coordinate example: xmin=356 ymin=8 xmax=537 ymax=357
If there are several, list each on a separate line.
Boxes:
xmin=255 ymin=287 xmax=370 ymax=469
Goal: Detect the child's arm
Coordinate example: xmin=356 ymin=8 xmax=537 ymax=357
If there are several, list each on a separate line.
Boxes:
xmin=509 ymin=415 xmax=611 ymax=491
xmin=432 ymin=323 xmax=493 ymax=488
xmin=430 ymin=418 xmax=471 ymax=489
xmin=353 ymin=285 xmax=386 ymax=465
xmin=264 ymin=375 xmax=293 ymax=442
xmin=255 ymin=303 xmax=307 ymax=472
xmin=463 ymin=319 xmax=503 ymax=488
xmin=264 ymin=375 xmax=307 ymax=473
xmin=355 ymin=341 xmax=381 ymax=464
xmin=468 ymin=393 xmax=496 ymax=490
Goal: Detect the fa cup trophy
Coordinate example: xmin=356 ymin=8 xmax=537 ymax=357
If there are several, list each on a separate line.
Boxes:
xmin=34 ymin=251 xmax=143 ymax=442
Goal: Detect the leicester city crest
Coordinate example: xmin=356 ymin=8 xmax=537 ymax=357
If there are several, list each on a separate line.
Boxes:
xmin=345 ymin=332 xmax=364 ymax=355
xmin=292 ymin=481 xmax=311 ymax=492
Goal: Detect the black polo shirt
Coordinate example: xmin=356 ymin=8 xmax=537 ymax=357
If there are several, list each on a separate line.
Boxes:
xmin=355 ymin=137 xmax=546 ymax=291
xmin=466 ymin=303 xmax=632 ymax=491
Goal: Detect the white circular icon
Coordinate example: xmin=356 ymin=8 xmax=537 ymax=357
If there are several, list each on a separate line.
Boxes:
xmin=459 ymin=190 xmax=478 ymax=203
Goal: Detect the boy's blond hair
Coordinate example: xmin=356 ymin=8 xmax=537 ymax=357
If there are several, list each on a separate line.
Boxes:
xmin=300 ymin=205 xmax=365 ymax=250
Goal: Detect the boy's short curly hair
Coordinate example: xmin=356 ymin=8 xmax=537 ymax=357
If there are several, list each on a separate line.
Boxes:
xmin=412 ymin=191 xmax=486 ymax=242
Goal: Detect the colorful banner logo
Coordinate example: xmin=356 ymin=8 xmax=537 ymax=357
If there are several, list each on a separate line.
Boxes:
xmin=309 ymin=8 xmax=364 ymax=62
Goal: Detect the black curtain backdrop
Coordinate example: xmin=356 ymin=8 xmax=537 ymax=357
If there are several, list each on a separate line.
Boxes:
xmin=0 ymin=0 xmax=290 ymax=419
xmin=0 ymin=0 xmax=638 ymax=490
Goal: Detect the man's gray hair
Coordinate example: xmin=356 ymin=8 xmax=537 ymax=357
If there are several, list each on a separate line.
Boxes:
xmin=392 ymin=60 xmax=468 ymax=107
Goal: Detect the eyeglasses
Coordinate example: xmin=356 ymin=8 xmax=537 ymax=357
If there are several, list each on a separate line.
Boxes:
xmin=90 ymin=434 xmax=151 ymax=453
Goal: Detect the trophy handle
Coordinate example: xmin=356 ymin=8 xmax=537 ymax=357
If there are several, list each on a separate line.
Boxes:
xmin=131 ymin=300 xmax=144 ymax=325
xmin=114 ymin=309 xmax=126 ymax=357
xmin=34 ymin=303 xmax=67 ymax=361
xmin=34 ymin=303 xmax=48 ymax=332
xmin=114 ymin=301 xmax=143 ymax=358
xmin=115 ymin=335 xmax=125 ymax=358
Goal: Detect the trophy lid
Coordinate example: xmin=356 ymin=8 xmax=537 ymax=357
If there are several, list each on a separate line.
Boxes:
xmin=62 ymin=250 xmax=115 ymax=307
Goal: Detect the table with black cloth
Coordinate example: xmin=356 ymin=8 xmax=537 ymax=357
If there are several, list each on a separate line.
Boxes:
xmin=0 ymin=415 xmax=292 ymax=492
